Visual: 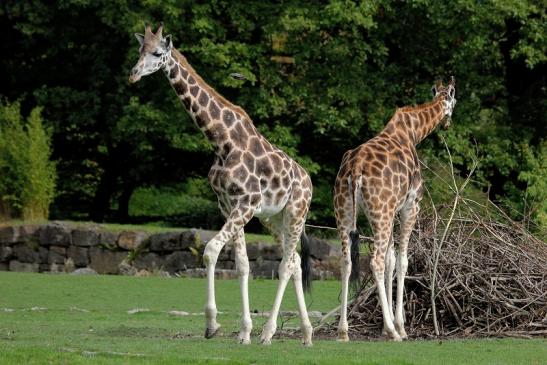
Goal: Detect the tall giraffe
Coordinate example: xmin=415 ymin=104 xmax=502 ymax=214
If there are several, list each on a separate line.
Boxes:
xmin=333 ymin=78 xmax=456 ymax=341
xmin=129 ymin=24 xmax=314 ymax=346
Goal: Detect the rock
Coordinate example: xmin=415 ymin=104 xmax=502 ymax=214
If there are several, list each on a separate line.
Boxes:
xmin=39 ymin=263 xmax=50 ymax=272
xmin=307 ymin=236 xmax=333 ymax=260
xmin=258 ymin=242 xmax=282 ymax=260
xmin=215 ymin=269 xmax=239 ymax=279
xmin=134 ymin=253 xmax=165 ymax=270
xmin=180 ymin=230 xmax=199 ymax=249
xmin=216 ymin=260 xmax=235 ymax=270
xmin=250 ymin=258 xmax=279 ymax=279
xmin=0 ymin=226 xmax=19 ymax=244
xmin=194 ymin=229 xmax=216 ymax=245
xmin=118 ymin=260 xmax=137 ymax=276
xmin=246 ymin=242 xmax=281 ymax=260
xmin=0 ymin=263 xmax=8 ymax=271
xmin=182 ymin=268 xmax=206 ymax=278
xmin=117 ymin=231 xmax=148 ymax=250
xmin=18 ymin=225 xmax=40 ymax=241
xmin=135 ymin=269 xmax=151 ymax=277
xmin=149 ymin=232 xmax=183 ymax=252
xmin=64 ymin=258 xmax=76 ymax=273
xmin=38 ymin=246 xmax=49 ymax=264
xmin=13 ymin=243 xmax=40 ymax=263
xmin=312 ymin=269 xmax=336 ymax=280
xmin=163 ymin=251 xmax=195 ymax=273
xmin=48 ymin=246 xmax=66 ymax=264
xmin=99 ymin=231 xmax=118 ymax=246
xmin=49 ymin=262 xmax=65 ymax=273
xmin=182 ymin=268 xmax=239 ymax=279
xmin=72 ymin=229 xmax=99 ymax=247
xmin=0 ymin=245 xmax=13 ymax=262
xmin=89 ymin=247 xmax=127 ymax=274
xmin=66 ymin=246 xmax=89 ymax=267
xmin=9 ymin=260 xmax=39 ymax=272
xmin=71 ymin=267 xmax=98 ymax=275
xmin=39 ymin=223 xmax=72 ymax=247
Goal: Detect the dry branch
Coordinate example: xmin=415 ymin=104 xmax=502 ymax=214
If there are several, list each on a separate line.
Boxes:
xmin=330 ymin=198 xmax=547 ymax=339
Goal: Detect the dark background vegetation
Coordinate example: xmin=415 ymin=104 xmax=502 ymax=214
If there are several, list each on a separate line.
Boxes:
xmin=0 ymin=1 xmax=545 ymax=235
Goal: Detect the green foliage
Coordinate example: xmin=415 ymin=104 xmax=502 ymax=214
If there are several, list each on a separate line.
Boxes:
xmin=0 ymin=101 xmax=56 ymax=220
xmin=0 ymin=1 xmax=545 ymax=230
xmin=128 ymin=184 xmax=222 ymax=229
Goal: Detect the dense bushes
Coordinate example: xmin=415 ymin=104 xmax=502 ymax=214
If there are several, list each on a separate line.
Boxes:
xmin=0 ymin=1 xmax=544 ymax=232
xmin=0 ymin=101 xmax=56 ymax=220
xmin=128 ymin=180 xmax=223 ymax=229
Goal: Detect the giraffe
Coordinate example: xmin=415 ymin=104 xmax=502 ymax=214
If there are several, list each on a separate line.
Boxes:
xmin=333 ymin=78 xmax=456 ymax=341
xmin=128 ymin=24 xmax=314 ymax=346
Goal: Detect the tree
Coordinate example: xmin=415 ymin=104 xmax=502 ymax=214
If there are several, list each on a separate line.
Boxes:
xmin=0 ymin=1 xmax=544 ymax=231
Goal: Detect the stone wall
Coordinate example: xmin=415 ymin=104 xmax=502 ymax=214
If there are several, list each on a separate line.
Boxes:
xmin=0 ymin=222 xmax=341 ymax=279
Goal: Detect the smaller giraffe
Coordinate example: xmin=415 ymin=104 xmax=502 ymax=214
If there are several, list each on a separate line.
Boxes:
xmin=333 ymin=78 xmax=456 ymax=341
xmin=129 ymin=24 xmax=314 ymax=346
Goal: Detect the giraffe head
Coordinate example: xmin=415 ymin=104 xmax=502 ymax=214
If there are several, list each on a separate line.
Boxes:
xmin=431 ymin=76 xmax=456 ymax=128
xmin=129 ymin=23 xmax=172 ymax=83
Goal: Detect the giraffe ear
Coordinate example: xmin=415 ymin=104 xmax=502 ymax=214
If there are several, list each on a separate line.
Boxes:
xmin=163 ymin=35 xmax=173 ymax=51
xmin=431 ymin=85 xmax=437 ymax=97
xmin=134 ymin=33 xmax=145 ymax=46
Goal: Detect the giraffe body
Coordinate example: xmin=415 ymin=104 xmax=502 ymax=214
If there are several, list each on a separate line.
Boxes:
xmin=334 ymin=79 xmax=456 ymax=341
xmin=130 ymin=24 xmax=313 ymax=346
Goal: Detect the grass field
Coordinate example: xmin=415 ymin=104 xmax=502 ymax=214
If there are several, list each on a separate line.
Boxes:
xmin=0 ymin=272 xmax=545 ymax=364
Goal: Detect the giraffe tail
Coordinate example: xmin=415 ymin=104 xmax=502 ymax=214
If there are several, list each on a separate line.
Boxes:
xmin=300 ymin=231 xmax=312 ymax=292
xmin=349 ymin=230 xmax=361 ymax=290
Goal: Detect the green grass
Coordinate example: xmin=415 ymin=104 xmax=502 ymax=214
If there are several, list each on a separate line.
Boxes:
xmin=0 ymin=272 xmax=545 ymax=364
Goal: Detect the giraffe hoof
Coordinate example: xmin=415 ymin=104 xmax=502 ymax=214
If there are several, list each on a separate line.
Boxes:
xmin=260 ymin=337 xmax=272 ymax=346
xmin=204 ymin=325 xmax=221 ymax=339
xmin=337 ymin=333 xmax=350 ymax=342
xmin=395 ymin=324 xmax=408 ymax=339
xmin=302 ymin=339 xmax=313 ymax=347
xmin=238 ymin=332 xmax=251 ymax=345
xmin=390 ymin=334 xmax=403 ymax=342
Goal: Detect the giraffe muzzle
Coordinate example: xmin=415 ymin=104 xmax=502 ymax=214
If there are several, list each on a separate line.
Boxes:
xmin=128 ymin=73 xmax=141 ymax=84
xmin=129 ymin=67 xmax=142 ymax=83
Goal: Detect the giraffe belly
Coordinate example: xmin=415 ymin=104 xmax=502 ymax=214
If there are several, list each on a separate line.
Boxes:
xmin=254 ymin=194 xmax=288 ymax=219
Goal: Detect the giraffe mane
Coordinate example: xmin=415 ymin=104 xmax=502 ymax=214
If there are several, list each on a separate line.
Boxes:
xmin=398 ymin=97 xmax=443 ymax=112
xmin=171 ymin=48 xmax=252 ymax=122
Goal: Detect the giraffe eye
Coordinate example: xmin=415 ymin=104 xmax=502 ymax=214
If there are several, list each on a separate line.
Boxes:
xmin=152 ymin=51 xmax=162 ymax=57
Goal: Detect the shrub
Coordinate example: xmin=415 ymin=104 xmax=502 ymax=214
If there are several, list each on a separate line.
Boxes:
xmin=128 ymin=184 xmax=223 ymax=229
xmin=0 ymin=101 xmax=56 ymax=220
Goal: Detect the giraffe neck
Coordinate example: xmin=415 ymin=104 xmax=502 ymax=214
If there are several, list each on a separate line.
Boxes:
xmin=383 ymin=98 xmax=445 ymax=145
xmin=164 ymin=48 xmax=255 ymax=154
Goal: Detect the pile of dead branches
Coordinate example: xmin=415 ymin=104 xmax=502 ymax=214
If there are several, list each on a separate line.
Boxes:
xmin=342 ymin=201 xmax=547 ymax=339
xmin=331 ymin=155 xmax=547 ymax=339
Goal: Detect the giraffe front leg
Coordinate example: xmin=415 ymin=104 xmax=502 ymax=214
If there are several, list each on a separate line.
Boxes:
xmin=233 ymin=229 xmax=252 ymax=345
xmin=203 ymin=205 xmax=254 ymax=339
xmin=203 ymin=235 xmax=223 ymax=339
